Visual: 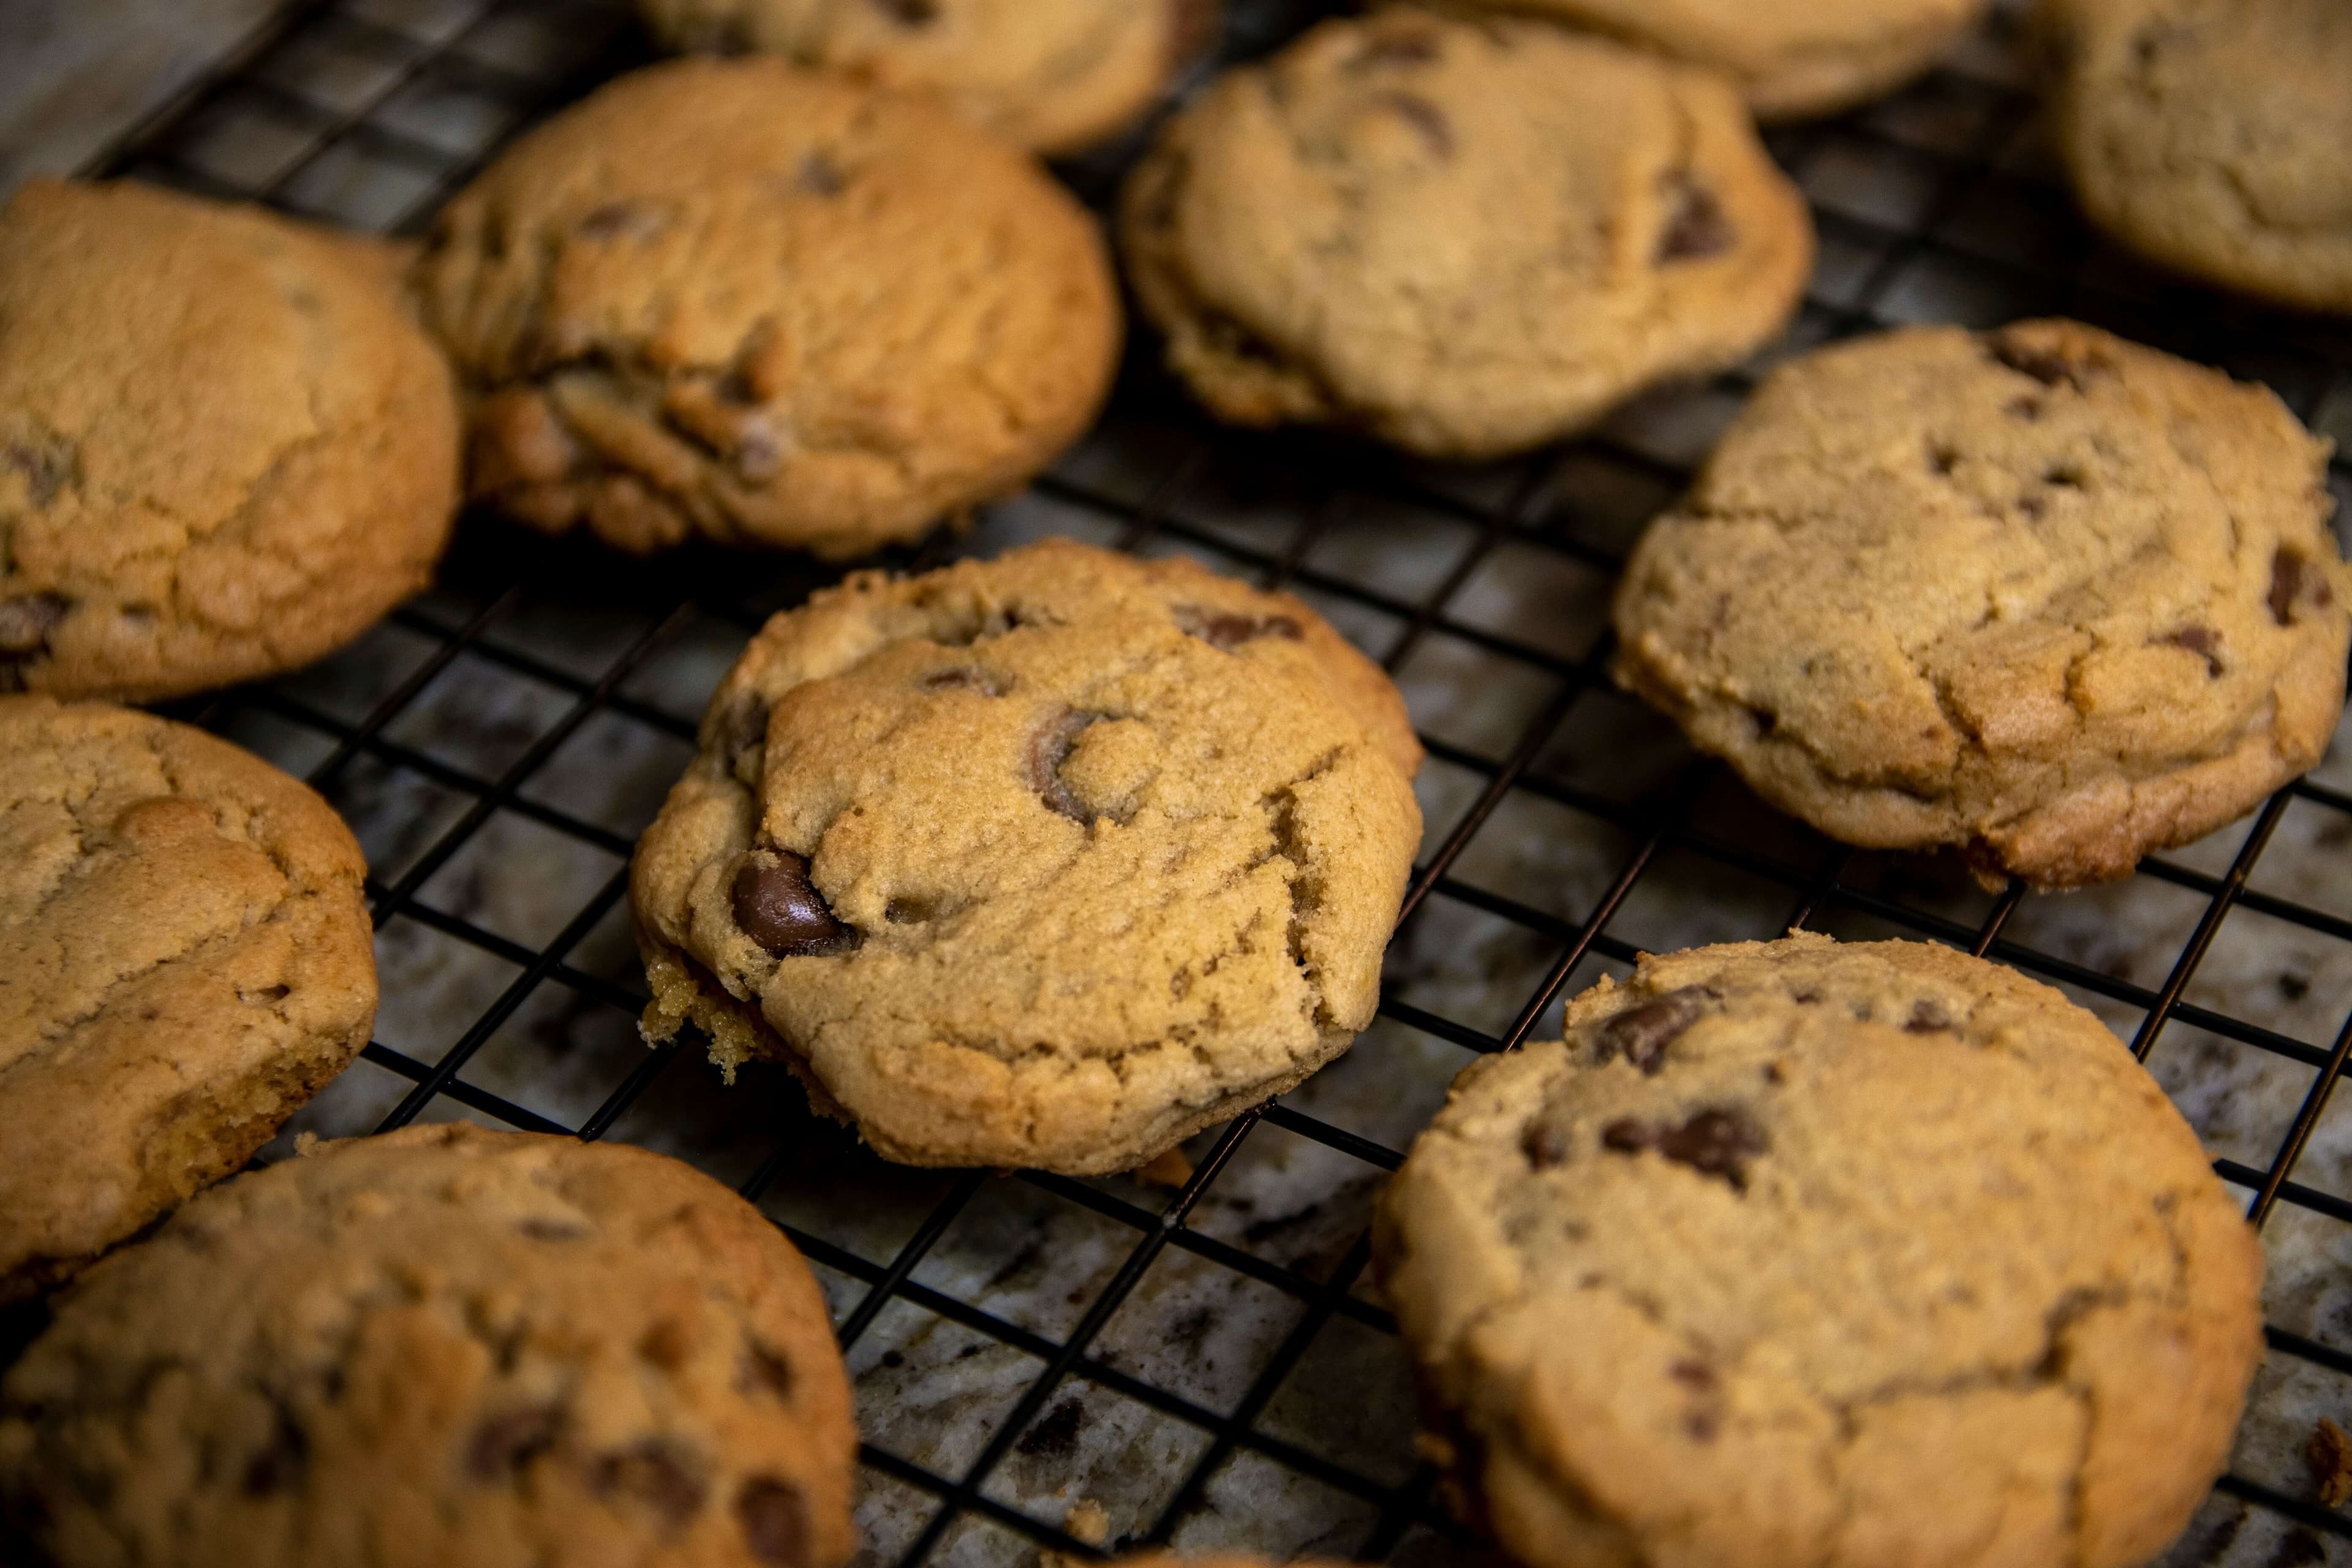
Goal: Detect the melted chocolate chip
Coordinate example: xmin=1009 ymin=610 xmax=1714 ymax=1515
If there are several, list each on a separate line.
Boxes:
xmin=872 ymin=0 xmax=937 ymax=23
xmin=467 ymin=1404 xmax=564 ymax=1479
xmin=1521 ymin=1119 xmax=1571 ymax=1170
xmin=0 ymin=592 xmax=69 ymax=656
xmin=1926 ymin=441 xmax=1959 ymax=477
xmin=1656 ymin=178 xmax=1735 ymax=263
xmin=1668 ymin=1358 xmax=1716 ymax=1392
xmin=1351 ymin=31 xmax=1442 ymax=69
xmin=1904 ymin=999 xmax=1953 ymax=1034
xmin=243 ymin=1403 xmax=308 ymax=1495
xmin=1600 ymin=1107 xmax=1768 ymax=1190
xmin=739 ymin=1342 xmax=794 ymax=1401
xmin=2161 ymin=624 xmax=2224 ymax=676
xmin=798 ymin=153 xmax=846 ymax=196
xmin=2271 ymin=545 xmax=2308 ymax=625
xmin=589 ymin=1441 xmax=705 ymax=1528
xmin=1593 ymin=987 xmax=1714 ymax=1075
xmin=737 ymin=1476 xmax=809 ymax=1566
xmin=732 ymin=852 xmax=856 ymax=957
xmin=4 ymin=438 xmax=72 ymax=507
xmin=1028 ymin=709 xmax=1101 ymax=822
xmin=1175 ymin=605 xmax=1305 ymax=650
xmin=1378 ymin=92 xmax=1453 ymax=157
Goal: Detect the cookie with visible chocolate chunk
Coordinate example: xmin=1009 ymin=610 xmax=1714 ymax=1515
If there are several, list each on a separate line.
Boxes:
xmin=1374 ymin=933 xmax=2264 ymax=1568
xmin=0 ymin=1123 xmax=857 ymax=1568
xmin=629 ymin=538 xmax=1423 ymax=1174
xmin=414 ymin=58 xmax=1120 ymax=559
xmin=0 ymin=178 xmax=458 ymax=701
xmin=1118 ymin=10 xmax=1812 ymax=460
xmin=0 ymin=696 xmax=375 ymax=1303
xmin=1613 ymin=318 xmax=2350 ymax=890
xmin=2039 ymin=0 xmax=2352 ymax=315
xmin=638 ymin=0 xmax=1218 ymax=155
xmin=1460 ymin=0 xmax=1991 ymax=120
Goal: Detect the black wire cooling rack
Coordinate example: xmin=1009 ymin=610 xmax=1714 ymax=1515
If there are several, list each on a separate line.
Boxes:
xmin=42 ymin=0 xmax=2352 ymax=1563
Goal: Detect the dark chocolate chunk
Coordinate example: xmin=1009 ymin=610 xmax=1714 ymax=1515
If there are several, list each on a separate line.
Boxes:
xmin=1656 ymin=178 xmax=1735 ymax=263
xmin=2164 ymin=625 xmax=2217 ymax=656
xmin=737 ymin=1476 xmax=809 ymax=1566
xmin=467 ymin=1404 xmax=564 ymax=1480
xmin=1028 ymin=709 xmax=1101 ymax=822
xmin=2271 ymin=545 xmax=2307 ymax=626
xmin=1175 ymin=605 xmax=1305 ymax=650
xmin=1594 ymin=986 xmax=1714 ymax=1074
xmin=1600 ymin=1107 xmax=1768 ymax=1190
xmin=0 ymin=593 xmax=69 ymax=656
xmin=589 ymin=1441 xmax=705 ymax=1528
xmin=1521 ymin=1118 xmax=1571 ymax=1169
xmin=1378 ymin=92 xmax=1453 ymax=157
xmin=732 ymin=852 xmax=856 ymax=957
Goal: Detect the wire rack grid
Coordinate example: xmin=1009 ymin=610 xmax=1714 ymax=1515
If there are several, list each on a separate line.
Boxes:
xmin=40 ymin=0 xmax=2352 ymax=1564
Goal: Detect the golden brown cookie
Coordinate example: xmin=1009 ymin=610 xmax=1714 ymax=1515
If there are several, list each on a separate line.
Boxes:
xmin=2040 ymin=0 xmax=2352 ymax=314
xmin=415 ymin=59 xmax=1121 ymax=559
xmin=1376 ymin=934 xmax=2265 ymax=1568
xmin=1613 ymin=319 xmax=2350 ymax=889
xmin=1119 ymin=10 xmax=1813 ymax=459
xmin=0 ymin=179 xmax=459 ymax=701
xmin=631 ymin=539 xmax=1423 ymax=1173
xmin=0 ymin=696 xmax=375 ymax=1303
xmin=0 ymin=1123 xmax=858 ymax=1568
xmin=637 ymin=0 xmax=1218 ymax=154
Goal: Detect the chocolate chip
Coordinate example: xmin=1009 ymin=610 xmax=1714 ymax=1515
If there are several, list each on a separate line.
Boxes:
xmin=921 ymin=667 xmax=1008 ymax=696
xmin=2161 ymin=625 xmax=2224 ymax=675
xmin=4 ymin=437 xmax=72 ymax=507
xmin=1351 ymin=31 xmax=1441 ymax=69
xmin=872 ymin=0 xmax=937 ymax=23
xmin=798 ymin=153 xmax=846 ymax=197
xmin=0 ymin=593 xmax=69 ymax=655
xmin=731 ymin=852 xmax=856 ymax=957
xmin=1926 ymin=441 xmax=1959 ymax=477
xmin=1668 ymin=1358 xmax=1716 ymax=1392
xmin=242 ymin=1403 xmax=308 ymax=1495
xmin=1990 ymin=336 xmax=2101 ymax=391
xmin=467 ymin=1404 xmax=564 ymax=1479
xmin=737 ymin=1477 xmax=809 ymax=1566
xmin=1656 ymin=178 xmax=1735 ymax=263
xmin=1593 ymin=986 xmax=1714 ymax=1075
xmin=2017 ymin=494 xmax=2046 ymax=521
xmin=1746 ymin=706 xmax=1777 ymax=737
xmin=589 ymin=1441 xmax=705 ymax=1528
xmin=1904 ymin=1000 xmax=1953 ymax=1033
xmin=1378 ymin=92 xmax=1453 ymax=157
xmin=739 ymin=1341 xmax=794 ymax=1401
xmin=576 ymin=202 xmax=666 ymax=242
xmin=1029 ymin=709 xmax=1101 ymax=823
xmin=2044 ymin=462 xmax=2084 ymax=489
xmin=1521 ymin=1118 xmax=1571 ymax=1169
xmin=2271 ymin=545 xmax=2309 ymax=625
xmin=1175 ymin=605 xmax=1305 ymax=650
xmin=1600 ymin=1108 xmax=1768 ymax=1190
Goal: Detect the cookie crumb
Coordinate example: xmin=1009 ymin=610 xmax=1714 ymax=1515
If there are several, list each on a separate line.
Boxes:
xmin=2309 ymin=1416 xmax=2352 ymax=1507
xmin=1131 ymin=1147 xmax=1194 ymax=1188
xmin=1063 ymin=1498 xmax=1110 ymax=1546
xmin=293 ymin=1132 xmax=320 ymax=1158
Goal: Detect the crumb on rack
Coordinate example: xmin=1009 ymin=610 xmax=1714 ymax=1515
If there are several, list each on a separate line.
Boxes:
xmin=1062 ymin=1498 xmax=1110 ymax=1546
xmin=2310 ymin=1417 xmax=2352 ymax=1507
xmin=1131 ymin=1147 xmax=1194 ymax=1188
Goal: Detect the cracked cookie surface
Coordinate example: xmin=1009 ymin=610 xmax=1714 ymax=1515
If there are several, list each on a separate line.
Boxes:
xmin=1374 ymin=933 xmax=2264 ymax=1568
xmin=0 ymin=1123 xmax=856 ymax=1568
xmin=414 ymin=59 xmax=1120 ymax=560
xmin=635 ymin=0 xmax=1216 ymax=155
xmin=1456 ymin=0 xmax=1990 ymax=120
xmin=630 ymin=538 xmax=1423 ymax=1174
xmin=0 ymin=696 xmax=375 ymax=1303
xmin=1117 ymin=10 xmax=1812 ymax=461
xmin=0 ymin=179 xmax=459 ymax=701
xmin=1613 ymin=319 xmax=2350 ymax=890
xmin=2040 ymin=0 xmax=2352 ymax=315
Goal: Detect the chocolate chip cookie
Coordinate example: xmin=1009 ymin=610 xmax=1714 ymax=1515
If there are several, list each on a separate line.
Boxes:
xmin=0 ymin=696 xmax=375 ymax=1303
xmin=0 ymin=179 xmax=459 ymax=701
xmin=0 ymin=1123 xmax=858 ymax=1568
xmin=1119 ymin=10 xmax=1812 ymax=461
xmin=1614 ymin=319 xmax=2350 ymax=890
xmin=1462 ymin=0 xmax=1992 ymax=120
xmin=638 ymin=0 xmax=1216 ymax=155
xmin=1375 ymin=934 xmax=2264 ymax=1568
xmin=631 ymin=539 xmax=1423 ymax=1174
xmin=415 ymin=59 xmax=1121 ymax=559
xmin=2040 ymin=0 xmax=2352 ymax=315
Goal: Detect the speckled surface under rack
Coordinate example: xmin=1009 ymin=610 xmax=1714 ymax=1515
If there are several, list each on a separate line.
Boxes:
xmin=30 ymin=1 xmax=2352 ymax=1564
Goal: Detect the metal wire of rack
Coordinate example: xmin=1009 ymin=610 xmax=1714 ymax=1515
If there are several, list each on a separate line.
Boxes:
xmin=36 ymin=0 xmax=2352 ymax=1564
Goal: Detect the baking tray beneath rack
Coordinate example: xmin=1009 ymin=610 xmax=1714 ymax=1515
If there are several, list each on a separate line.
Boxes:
xmin=31 ymin=1 xmax=2352 ymax=1564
